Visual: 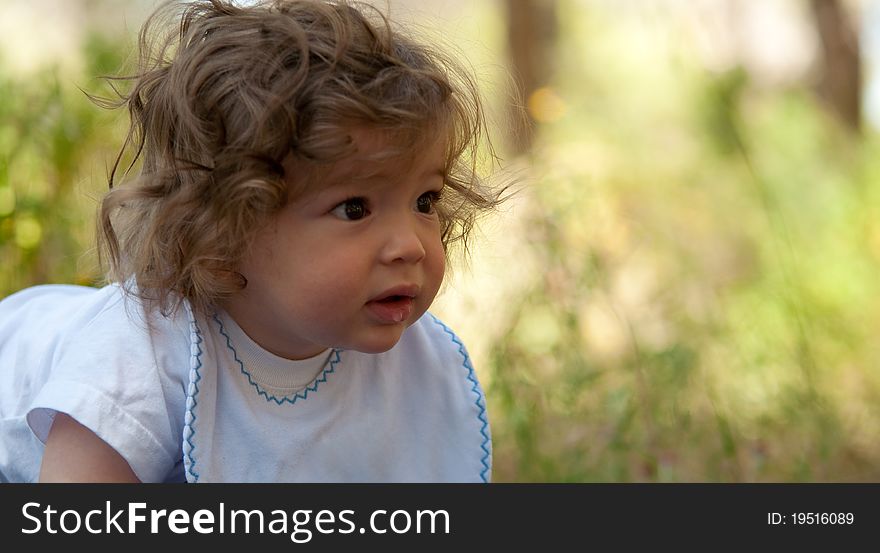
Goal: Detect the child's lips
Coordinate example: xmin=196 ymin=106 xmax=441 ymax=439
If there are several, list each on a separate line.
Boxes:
xmin=366 ymin=284 xmax=419 ymax=324
xmin=365 ymin=296 xmax=414 ymax=324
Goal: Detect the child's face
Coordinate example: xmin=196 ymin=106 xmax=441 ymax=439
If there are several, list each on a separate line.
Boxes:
xmin=223 ymin=130 xmax=447 ymax=360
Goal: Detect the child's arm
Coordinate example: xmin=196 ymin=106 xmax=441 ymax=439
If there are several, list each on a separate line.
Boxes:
xmin=39 ymin=413 xmax=141 ymax=483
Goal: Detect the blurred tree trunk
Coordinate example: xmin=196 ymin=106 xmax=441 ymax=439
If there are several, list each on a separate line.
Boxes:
xmin=504 ymin=0 xmax=558 ymax=155
xmin=810 ymin=0 xmax=861 ymax=131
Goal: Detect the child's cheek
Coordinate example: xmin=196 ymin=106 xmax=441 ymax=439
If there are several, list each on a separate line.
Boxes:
xmin=426 ymin=243 xmax=447 ymax=299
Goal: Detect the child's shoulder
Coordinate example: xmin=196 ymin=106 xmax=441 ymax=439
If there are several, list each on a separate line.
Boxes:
xmin=0 ymin=284 xmax=118 ymax=337
xmin=4 ymin=281 xmax=148 ymax=319
xmin=0 ymin=282 xmax=191 ymax=360
xmin=0 ymin=284 xmax=193 ymax=482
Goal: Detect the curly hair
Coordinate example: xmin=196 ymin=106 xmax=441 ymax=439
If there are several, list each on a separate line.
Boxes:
xmin=98 ymin=0 xmax=504 ymax=315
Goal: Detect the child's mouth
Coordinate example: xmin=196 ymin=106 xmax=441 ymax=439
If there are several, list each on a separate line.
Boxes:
xmin=366 ymin=294 xmax=415 ymax=324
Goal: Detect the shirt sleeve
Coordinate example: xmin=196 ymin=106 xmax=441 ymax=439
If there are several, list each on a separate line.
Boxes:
xmin=26 ymin=292 xmax=190 ymax=483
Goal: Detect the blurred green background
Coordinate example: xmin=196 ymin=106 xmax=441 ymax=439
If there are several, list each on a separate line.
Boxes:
xmin=3 ymin=0 xmax=880 ymax=482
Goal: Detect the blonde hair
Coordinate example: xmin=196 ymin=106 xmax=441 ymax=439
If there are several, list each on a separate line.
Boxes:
xmin=99 ymin=0 xmax=503 ymax=315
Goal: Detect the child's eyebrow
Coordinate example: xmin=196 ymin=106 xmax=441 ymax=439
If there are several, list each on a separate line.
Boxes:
xmin=341 ymin=166 xmax=446 ymax=183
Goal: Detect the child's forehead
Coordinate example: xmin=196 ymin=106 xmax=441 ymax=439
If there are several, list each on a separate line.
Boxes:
xmin=288 ymin=128 xmax=447 ymax=189
xmin=347 ymin=127 xmax=446 ymax=167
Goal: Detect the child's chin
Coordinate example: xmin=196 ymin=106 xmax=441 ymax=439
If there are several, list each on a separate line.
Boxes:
xmin=351 ymin=340 xmax=400 ymax=355
xmin=349 ymin=331 xmax=406 ymax=355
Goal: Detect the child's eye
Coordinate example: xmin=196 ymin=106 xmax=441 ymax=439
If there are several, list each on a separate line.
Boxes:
xmin=416 ymin=191 xmax=441 ymax=214
xmin=330 ymin=198 xmax=370 ymax=220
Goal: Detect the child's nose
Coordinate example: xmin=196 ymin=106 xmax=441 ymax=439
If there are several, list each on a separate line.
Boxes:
xmin=379 ymin=219 xmax=426 ymax=265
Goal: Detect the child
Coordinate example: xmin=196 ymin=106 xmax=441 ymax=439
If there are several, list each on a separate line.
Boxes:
xmin=0 ymin=0 xmax=503 ymax=482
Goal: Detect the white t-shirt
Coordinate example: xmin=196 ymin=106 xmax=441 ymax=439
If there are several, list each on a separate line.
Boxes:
xmin=0 ymin=284 xmax=491 ymax=483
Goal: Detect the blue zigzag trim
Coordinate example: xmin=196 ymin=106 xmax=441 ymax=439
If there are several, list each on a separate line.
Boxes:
xmin=212 ymin=313 xmax=340 ymax=405
xmin=183 ymin=316 xmax=204 ymax=483
xmin=428 ymin=314 xmax=492 ymax=483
